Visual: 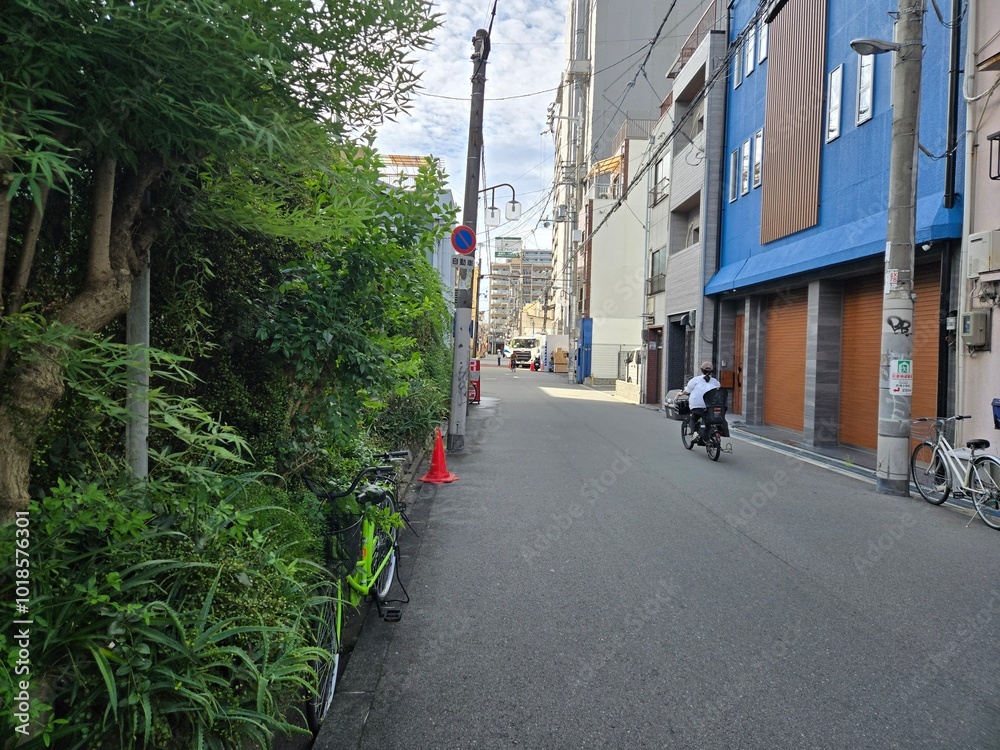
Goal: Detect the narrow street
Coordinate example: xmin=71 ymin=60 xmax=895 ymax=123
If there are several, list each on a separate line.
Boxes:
xmin=318 ymin=363 xmax=1000 ymax=750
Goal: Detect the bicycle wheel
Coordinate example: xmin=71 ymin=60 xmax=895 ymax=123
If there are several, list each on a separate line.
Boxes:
xmin=971 ymin=456 xmax=1000 ymax=530
xmin=307 ymin=583 xmax=341 ymax=732
xmin=706 ymin=430 xmax=721 ymax=461
xmin=372 ymin=494 xmax=398 ymax=600
xmin=910 ymin=442 xmax=950 ymax=505
xmin=681 ymin=420 xmax=695 ymax=450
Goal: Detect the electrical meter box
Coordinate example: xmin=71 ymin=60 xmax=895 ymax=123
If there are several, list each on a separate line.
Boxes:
xmin=961 ymin=309 xmax=990 ymax=347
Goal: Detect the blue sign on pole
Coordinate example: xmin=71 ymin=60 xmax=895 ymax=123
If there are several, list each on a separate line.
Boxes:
xmin=451 ymin=225 xmax=477 ymax=255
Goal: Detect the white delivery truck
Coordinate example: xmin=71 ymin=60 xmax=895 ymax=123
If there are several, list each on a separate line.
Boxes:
xmin=508 ymin=334 xmax=543 ymax=369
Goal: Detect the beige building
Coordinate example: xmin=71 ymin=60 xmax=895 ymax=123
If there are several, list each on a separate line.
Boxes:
xmin=959 ymin=0 xmax=1000 ymax=455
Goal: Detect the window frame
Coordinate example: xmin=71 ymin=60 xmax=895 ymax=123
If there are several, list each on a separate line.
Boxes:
xmin=827 ymin=64 xmax=843 ymax=142
xmin=856 ymin=53 xmax=874 ymax=125
xmin=752 ymin=128 xmax=764 ymax=188
xmin=733 ymin=40 xmax=743 ymax=88
xmin=745 ymin=26 xmax=756 ymax=77
xmin=729 ymin=148 xmax=739 ymax=202
xmin=757 ymin=20 xmax=768 ymax=63
xmin=740 ymin=139 xmax=751 ymax=195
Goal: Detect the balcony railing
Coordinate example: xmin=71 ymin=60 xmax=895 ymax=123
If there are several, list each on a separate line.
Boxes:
xmin=646 ymin=274 xmax=666 ymax=295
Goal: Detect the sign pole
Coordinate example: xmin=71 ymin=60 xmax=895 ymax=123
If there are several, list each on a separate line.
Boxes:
xmin=448 ymin=29 xmax=489 ymax=452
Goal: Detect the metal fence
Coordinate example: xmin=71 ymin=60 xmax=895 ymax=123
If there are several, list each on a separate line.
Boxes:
xmin=584 ymin=343 xmax=641 ymax=382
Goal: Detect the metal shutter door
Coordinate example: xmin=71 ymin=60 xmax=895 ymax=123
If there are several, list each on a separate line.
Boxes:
xmin=764 ymin=291 xmax=807 ymax=430
xmin=839 ymin=276 xmax=883 ymax=449
xmin=839 ymin=266 xmax=940 ymax=450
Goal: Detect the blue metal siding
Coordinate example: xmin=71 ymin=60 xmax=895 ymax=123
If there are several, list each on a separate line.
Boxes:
xmin=710 ymin=0 xmax=965 ymax=295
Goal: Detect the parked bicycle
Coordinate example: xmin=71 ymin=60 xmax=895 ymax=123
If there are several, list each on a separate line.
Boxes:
xmin=678 ymin=389 xmax=732 ymax=461
xmin=302 ymin=450 xmax=409 ymax=730
xmin=910 ymin=416 xmax=1000 ymax=529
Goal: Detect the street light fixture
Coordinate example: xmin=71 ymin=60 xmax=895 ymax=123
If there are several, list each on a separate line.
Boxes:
xmin=849 ymin=37 xmax=900 ymax=56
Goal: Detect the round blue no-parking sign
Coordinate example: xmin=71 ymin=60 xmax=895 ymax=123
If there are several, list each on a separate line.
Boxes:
xmin=451 ymin=225 xmax=477 ymax=255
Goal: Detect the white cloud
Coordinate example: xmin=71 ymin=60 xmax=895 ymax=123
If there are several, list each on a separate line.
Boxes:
xmin=374 ymin=0 xmax=567 ymax=256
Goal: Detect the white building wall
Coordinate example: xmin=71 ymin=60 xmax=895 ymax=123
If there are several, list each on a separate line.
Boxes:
xmin=958 ymin=0 xmax=1000 ymax=457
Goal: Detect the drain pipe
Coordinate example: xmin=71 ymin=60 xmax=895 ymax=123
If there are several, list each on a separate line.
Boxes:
xmin=943 ymin=0 xmax=962 ymax=208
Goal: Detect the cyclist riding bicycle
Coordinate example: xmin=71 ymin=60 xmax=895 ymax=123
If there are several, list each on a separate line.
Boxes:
xmin=680 ymin=361 xmax=721 ymax=444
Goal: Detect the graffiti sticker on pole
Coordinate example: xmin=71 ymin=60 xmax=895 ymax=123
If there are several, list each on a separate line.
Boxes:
xmin=890 ymin=359 xmax=913 ymax=395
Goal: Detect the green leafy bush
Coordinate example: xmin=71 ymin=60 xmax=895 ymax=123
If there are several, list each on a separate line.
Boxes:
xmin=0 ymin=474 xmax=325 ymax=750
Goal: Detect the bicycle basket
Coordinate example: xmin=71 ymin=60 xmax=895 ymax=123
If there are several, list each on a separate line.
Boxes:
xmin=327 ymin=507 xmax=363 ymax=579
xmin=910 ymin=418 xmax=942 ymax=443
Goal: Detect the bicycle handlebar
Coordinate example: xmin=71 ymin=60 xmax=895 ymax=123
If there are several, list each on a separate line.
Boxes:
xmin=912 ymin=415 xmax=971 ymax=422
xmin=303 ymin=465 xmax=397 ymax=500
xmin=374 ymin=450 xmax=409 ymax=461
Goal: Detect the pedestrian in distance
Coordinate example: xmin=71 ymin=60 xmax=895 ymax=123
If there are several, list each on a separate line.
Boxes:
xmin=679 ymin=361 xmax=721 ymax=444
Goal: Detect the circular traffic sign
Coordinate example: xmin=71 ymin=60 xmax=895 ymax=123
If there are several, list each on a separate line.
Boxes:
xmin=451 ymin=225 xmax=477 ymax=255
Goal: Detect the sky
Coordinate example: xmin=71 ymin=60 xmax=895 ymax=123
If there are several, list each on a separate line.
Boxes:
xmin=374 ymin=0 xmax=568 ymax=265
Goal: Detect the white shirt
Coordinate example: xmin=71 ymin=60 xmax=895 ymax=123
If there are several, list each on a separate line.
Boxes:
xmin=684 ymin=374 xmax=721 ymax=409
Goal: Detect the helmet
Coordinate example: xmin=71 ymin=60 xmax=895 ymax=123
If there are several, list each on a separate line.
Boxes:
xmin=700 ymin=361 xmax=714 ymax=373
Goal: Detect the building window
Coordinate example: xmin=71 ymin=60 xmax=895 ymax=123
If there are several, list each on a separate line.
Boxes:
xmin=827 ymin=64 xmax=843 ymax=142
xmin=733 ymin=40 xmax=743 ymax=88
xmin=745 ymin=26 xmax=755 ymax=76
xmin=856 ymin=54 xmax=874 ymax=125
xmin=758 ymin=20 xmax=768 ymax=63
xmin=753 ymin=128 xmax=763 ymax=187
xmin=652 ymin=157 xmax=668 ymax=205
xmin=729 ymin=149 xmax=739 ymax=202
xmin=685 ymin=211 xmax=701 ymax=247
xmin=741 ymin=139 xmax=751 ymax=195
xmin=648 ymin=249 xmax=666 ymax=294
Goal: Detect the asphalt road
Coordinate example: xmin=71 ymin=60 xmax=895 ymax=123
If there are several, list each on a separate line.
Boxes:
xmin=317 ymin=363 xmax=1000 ymax=750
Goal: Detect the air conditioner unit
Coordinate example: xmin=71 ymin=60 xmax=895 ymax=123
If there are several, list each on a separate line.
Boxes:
xmin=968 ymin=230 xmax=1000 ymax=277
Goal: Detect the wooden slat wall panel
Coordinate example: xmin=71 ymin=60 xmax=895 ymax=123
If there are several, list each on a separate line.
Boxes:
xmin=760 ymin=0 xmax=827 ymax=244
xmin=764 ymin=291 xmax=807 ymax=430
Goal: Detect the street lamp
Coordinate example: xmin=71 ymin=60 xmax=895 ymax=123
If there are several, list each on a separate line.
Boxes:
xmin=851 ymin=1 xmax=925 ymax=496
xmin=480 ymin=183 xmax=522 ymax=227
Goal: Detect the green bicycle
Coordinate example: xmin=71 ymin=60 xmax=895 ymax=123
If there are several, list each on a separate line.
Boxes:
xmin=303 ymin=452 xmax=408 ymax=731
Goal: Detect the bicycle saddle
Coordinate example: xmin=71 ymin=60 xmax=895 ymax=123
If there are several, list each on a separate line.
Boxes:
xmin=967 ymin=439 xmax=991 ymax=451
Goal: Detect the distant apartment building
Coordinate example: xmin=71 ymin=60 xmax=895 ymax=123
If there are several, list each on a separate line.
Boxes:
xmin=549 ymin=0 xmax=711 ymax=376
xmin=488 ymin=251 xmax=554 ymax=339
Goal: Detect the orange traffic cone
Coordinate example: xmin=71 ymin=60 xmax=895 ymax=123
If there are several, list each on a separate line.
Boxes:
xmin=419 ymin=428 xmax=458 ymax=483
xmin=529 ymin=360 xmax=536 ymax=371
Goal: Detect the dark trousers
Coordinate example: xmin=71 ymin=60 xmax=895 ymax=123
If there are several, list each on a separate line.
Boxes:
xmin=688 ymin=408 xmax=706 ymax=439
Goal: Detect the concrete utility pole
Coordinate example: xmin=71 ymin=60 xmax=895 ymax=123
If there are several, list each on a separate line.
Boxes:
xmin=875 ymin=1 xmax=925 ymax=495
xmin=448 ymin=28 xmax=490 ymax=452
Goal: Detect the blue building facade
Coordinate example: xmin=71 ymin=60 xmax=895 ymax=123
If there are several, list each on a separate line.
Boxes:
xmin=710 ymin=0 xmax=965 ymax=450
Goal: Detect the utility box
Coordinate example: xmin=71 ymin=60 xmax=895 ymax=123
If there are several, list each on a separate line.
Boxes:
xmin=968 ymin=230 xmax=1000 ymax=277
xmin=961 ymin=310 xmax=990 ymax=347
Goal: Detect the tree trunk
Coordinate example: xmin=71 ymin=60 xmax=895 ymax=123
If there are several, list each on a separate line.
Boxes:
xmin=0 ymin=154 xmax=165 ymax=523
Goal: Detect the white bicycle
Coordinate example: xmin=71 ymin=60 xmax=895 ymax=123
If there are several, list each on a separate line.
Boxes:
xmin=910 ymin=415 xmax=1000 ymax=529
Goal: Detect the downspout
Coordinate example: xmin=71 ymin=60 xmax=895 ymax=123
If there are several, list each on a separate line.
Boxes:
xmin=936 ymin=247 xmax=951 ymax=418
xmin=943 ymin=0 xmax=962 ymax=207
xmin=956 ymin=0 xmax=977 ymax=443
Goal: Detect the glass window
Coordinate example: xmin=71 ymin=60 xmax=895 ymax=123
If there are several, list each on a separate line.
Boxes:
xmin=729 ymin=149 xmax=739 ymax=202
xmin=827 ymin=65 xmax=843 ymax=142
xmin=758 ymin=21 xmax=768 ymax=63
xmin=745 ymin=27 xmax=755 ymax=76
xmin=857 ymin=54 xmax=874 ymax=125
xmin=741 ymin=139 xmax=751 ymax=195
xmin=733 ymin=40 xmax=743 ymax=88
xmin=753 ymin=129 xmax=763 ymax=187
